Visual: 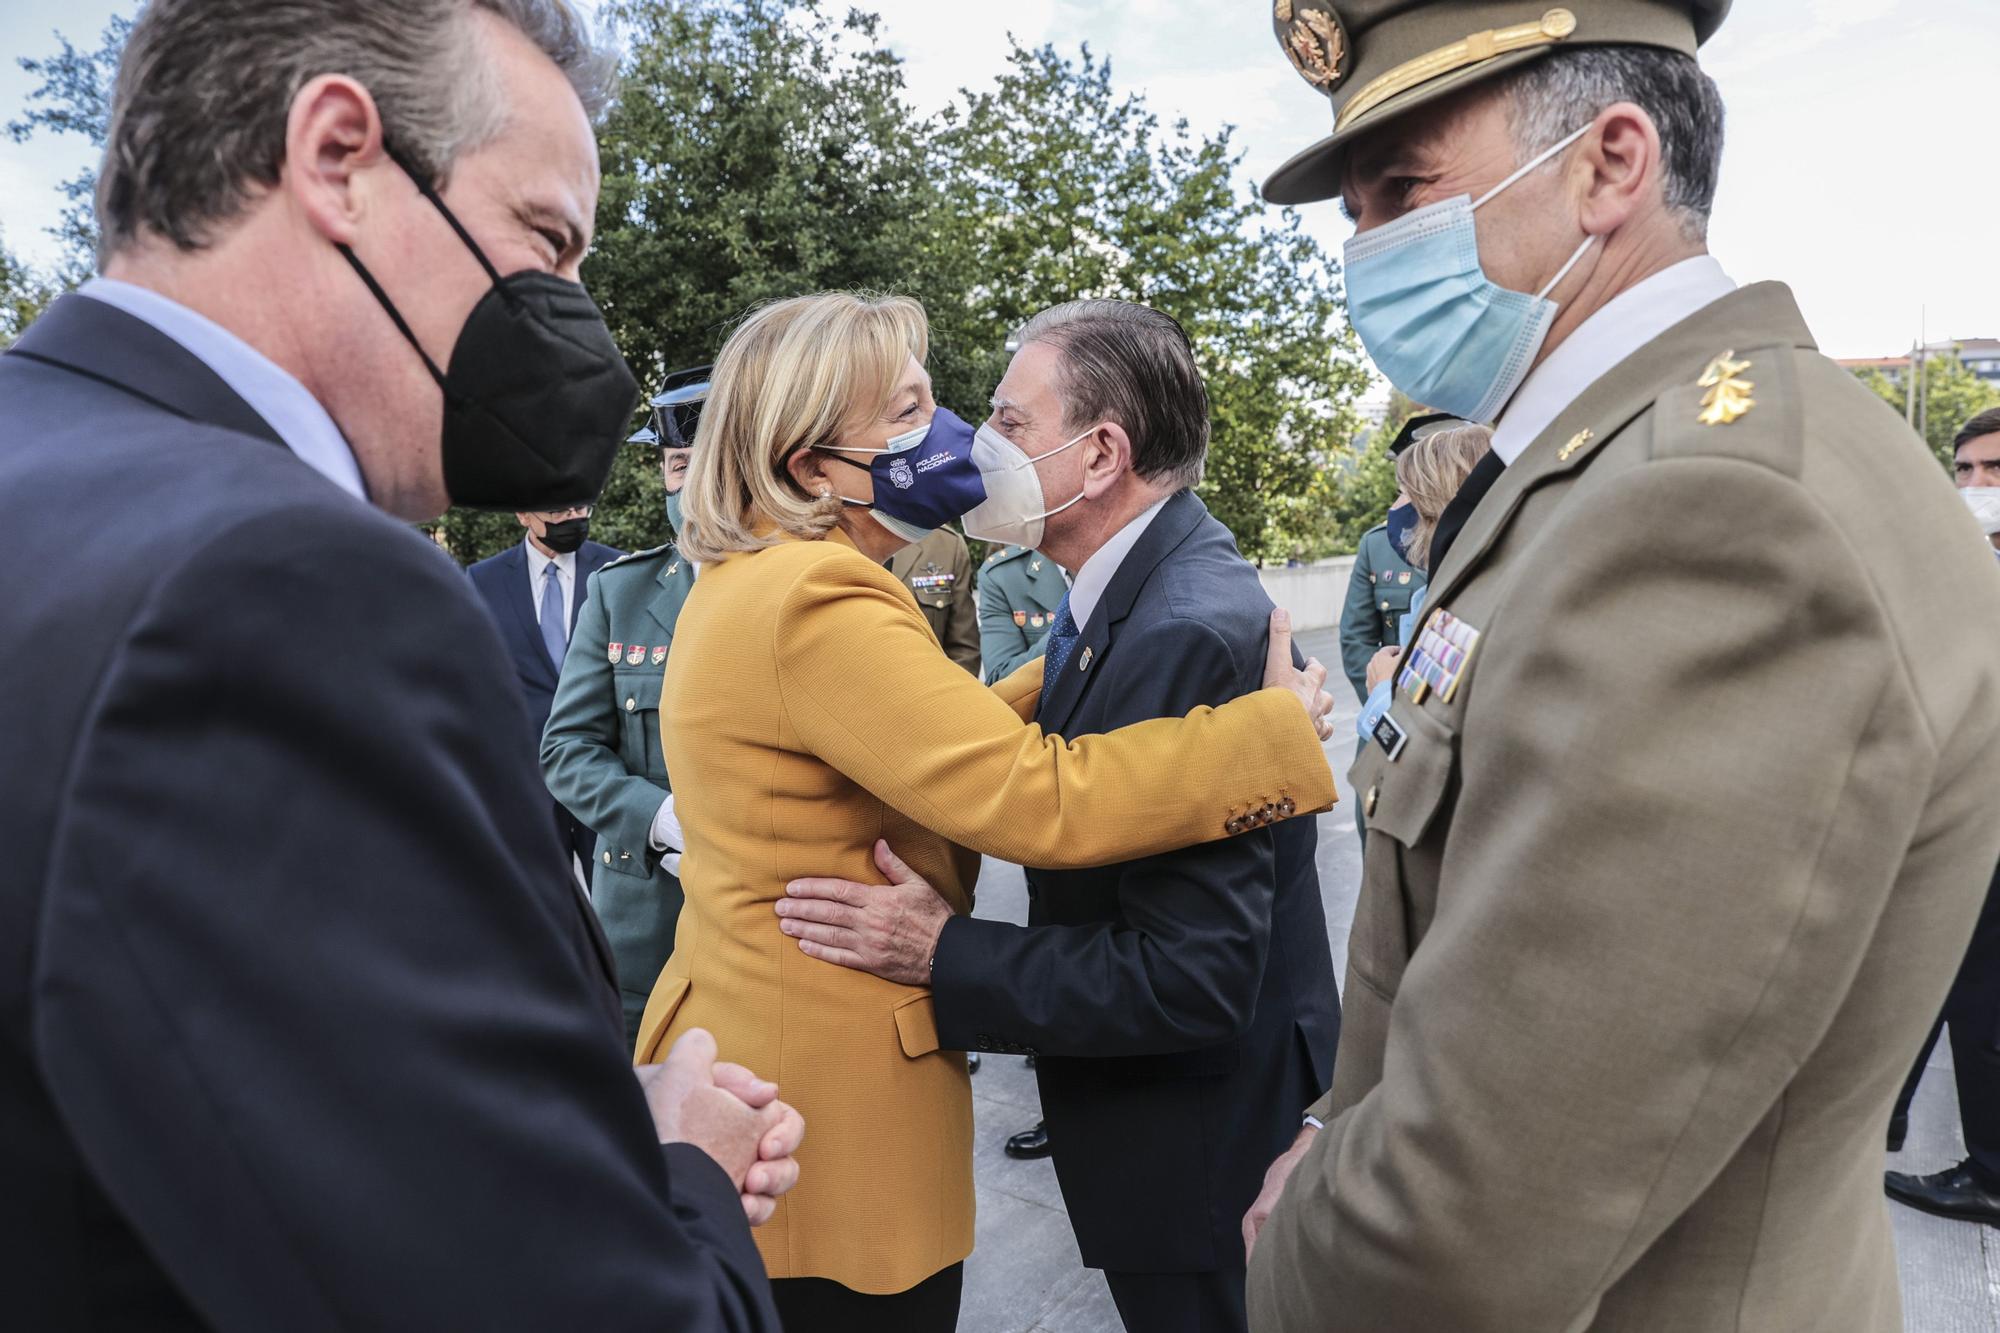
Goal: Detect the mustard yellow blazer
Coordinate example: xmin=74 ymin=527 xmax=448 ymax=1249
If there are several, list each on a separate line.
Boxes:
xmin=636 ymin=527 xmax=1333 ymax=1294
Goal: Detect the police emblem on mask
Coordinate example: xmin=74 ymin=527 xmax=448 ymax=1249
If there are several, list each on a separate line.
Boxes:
xmin=890 ymin=457 xmax=915 ymax=490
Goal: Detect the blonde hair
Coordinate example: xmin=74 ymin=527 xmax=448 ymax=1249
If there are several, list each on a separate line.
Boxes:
xmin=1395 ymin=423 xmax=1493 ymax=570
xmin=676 ymin=291 xmax=930 ymax=564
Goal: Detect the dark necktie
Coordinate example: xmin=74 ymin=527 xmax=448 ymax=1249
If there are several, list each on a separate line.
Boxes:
xmin=1039 ymin=595 xmax=1080 ymax=713
xmin=1428 ymin=449 xmax=1506 ymax=575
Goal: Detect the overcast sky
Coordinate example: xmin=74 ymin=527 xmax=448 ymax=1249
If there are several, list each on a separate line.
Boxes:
xmin=3 ymin=0 xmax=1993 ymax=359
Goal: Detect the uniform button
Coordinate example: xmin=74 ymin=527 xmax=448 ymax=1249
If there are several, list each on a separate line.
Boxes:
xmin=1364 ymin=784 xmax=1379 ymax=818
xmin=624 ymin=697 xmax=637 ymax=713
xmin=602 ymin=851 xmax=612 ymax=865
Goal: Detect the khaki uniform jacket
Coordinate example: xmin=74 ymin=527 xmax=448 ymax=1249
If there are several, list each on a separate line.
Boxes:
xmin=886 ymin=528 xmax=981 ymax=674
xmin=1249 ymin=283 xmax=2000 ymax=1332
xmin=636 ymin=526 xmax=1335 ymax=1294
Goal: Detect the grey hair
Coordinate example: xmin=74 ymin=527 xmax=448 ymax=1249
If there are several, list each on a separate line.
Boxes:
xmin=1017 ymin=299 xmax=1209 ymax=490
xmin=96 ymin=0 xmax=617 ymax=259
xmin=1502 ymin=46 xmax=1725 ymax=242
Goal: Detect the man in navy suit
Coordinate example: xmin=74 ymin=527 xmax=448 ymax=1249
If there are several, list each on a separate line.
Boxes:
xmin=782 ymin=301 xmax=1340 ymax=1333
xmin=469 ymin=506 xmax=621 ymax=870
xmin=0 ymin=1 xmax=795 ymax=1328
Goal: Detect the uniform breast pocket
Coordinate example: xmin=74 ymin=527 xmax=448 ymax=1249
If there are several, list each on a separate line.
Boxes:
xmin=614 ymin=668 xmax=667 ymax=779
xmin=915 ymin=591 xmax=953 ymax=636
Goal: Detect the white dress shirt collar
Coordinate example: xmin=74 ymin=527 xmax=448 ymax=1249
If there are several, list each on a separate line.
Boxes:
xmin=1065 ymin=496 xmax=1170 ymax=634
xmin=1490 ymin=255 xmax=1737 ymax=466
xmin=523 ymin=535 xmax=576 ymax=633
xmin=78 ymin=276 xmax=367 ymax=500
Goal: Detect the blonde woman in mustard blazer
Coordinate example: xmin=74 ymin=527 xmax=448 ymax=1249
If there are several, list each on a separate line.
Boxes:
xmin=636 ymin=291 xmax=1335 ymax=1331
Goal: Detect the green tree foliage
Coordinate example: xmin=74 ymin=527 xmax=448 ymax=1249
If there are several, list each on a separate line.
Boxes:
xmin=927 ymin=42 xmax=1370 ymax=564
xmin=1 ymin=229 xmax=60 ymax=342
xmin=12 ymin=2 xmax=1375 ymax=566
xmin=6 ymin=14 xmax=129 ymax=280
xmin=1855 ymin=352 xmax=2000 ymax=470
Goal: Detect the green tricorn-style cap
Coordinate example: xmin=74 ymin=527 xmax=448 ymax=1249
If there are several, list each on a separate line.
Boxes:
xmin=1262 ymin=0 xmax=1732 ymax=206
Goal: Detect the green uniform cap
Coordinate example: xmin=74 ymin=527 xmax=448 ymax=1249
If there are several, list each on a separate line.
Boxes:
xmin=1263 ymin=0 xmax=1731 ymax=205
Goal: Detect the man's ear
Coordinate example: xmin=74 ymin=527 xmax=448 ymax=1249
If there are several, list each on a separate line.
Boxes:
xmin=284 ymin=72 xmax=392 ymax=247
xmin=1576 ymin=101 xmax=1660 ymax=238
xmin=514 ymin=512 xmax=534 ymax=531
xmin=1082 ymin=422 xmax=1134 ymax=499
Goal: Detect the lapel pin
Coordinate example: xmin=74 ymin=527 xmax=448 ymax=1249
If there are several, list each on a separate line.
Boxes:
xmin=1558 ymin=428 xmax=1594 ymax=461
xmin=1079 ymin=647 xmax=1093 ymax=672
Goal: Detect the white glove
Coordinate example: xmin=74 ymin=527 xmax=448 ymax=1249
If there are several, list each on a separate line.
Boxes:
xmin=649 ymin=793 xmax=684 ymax=879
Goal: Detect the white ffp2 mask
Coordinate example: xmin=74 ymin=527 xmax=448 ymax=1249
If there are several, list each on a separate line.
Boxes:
xmin=959 ymin=422 xmax=1092 ymax=548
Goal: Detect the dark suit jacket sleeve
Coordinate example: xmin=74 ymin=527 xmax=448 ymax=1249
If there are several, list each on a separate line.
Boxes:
xmin=932 ymin=617 xmax=1276 ymax=1056
xmin=1337 ymin=542 xmax=1379 ymax=703
xmin=31 ymin=509 xmax=777 ymax=1333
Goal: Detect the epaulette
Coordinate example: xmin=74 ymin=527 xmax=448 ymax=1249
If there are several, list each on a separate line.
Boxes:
xmin=1648 ymin=342 xmax=1805 ymax=479
xmin=983 ymin=544 xmax=1029 ymax=568
xmin=598 ymin=542 xmax=677 ymax=573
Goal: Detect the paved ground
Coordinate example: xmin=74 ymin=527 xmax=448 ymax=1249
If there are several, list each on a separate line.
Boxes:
xmin=954 ymin=628 xmax=2000 ymax=1332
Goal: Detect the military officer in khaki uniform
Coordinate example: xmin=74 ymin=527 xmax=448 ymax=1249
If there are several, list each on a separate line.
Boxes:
xmin=886 ymin=527 xmax=980 ymax=674
xmin=1242 ymin=4 xmax=2000 ymax=1330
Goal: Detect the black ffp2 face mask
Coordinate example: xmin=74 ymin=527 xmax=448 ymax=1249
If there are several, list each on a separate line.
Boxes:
xmin=336 ymin=152 xmax=639 ymax=512
xmin=538 ymin=515 xmax=590 ymax=554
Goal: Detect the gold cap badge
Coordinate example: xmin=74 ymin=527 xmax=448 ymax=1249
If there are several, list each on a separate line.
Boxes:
xmin=1276 ymin=2 xmax=1349 ymax=90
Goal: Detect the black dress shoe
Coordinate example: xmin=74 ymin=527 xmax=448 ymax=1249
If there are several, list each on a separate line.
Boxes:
xmin=1885 ymin=1158 xmax=2000 ymax=1225
xmin=1886 ymin=1113 xmax=1908 ymax=1153
xmin=1004 ymin=1120 xmax=1051 ymax=1160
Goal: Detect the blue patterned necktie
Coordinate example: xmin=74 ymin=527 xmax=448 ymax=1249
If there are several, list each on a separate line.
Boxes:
xmin=539 ymin=561 xmax=568 ymax=668
xmin=1039 ymin=595 xmax=1080 ymax=712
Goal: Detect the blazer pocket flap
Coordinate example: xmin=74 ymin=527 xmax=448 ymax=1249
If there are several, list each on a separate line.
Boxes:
xmin=1360 ymin=701 xmax=1457 ymax=849
xmin=892 ymin=992 xmax=941 ymax=1058
xmin=632 ymin=975 xmax=691 ymax=1066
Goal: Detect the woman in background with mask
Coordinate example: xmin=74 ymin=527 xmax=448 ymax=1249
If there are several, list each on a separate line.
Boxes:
xmin=1355 ymin=422 xmax=1494 ymax=743
xmin=638 ymin=290 xmax=1337 ymax=1330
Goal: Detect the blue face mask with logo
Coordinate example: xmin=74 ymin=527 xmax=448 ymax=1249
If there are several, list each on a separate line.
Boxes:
xmin=1343 ymin=123 xmax=1595 ymax=424
xmin=1385 ymin=501 xmax=1418 ymax=565
xmin=816 ymin=406 xmax=986 ymax=544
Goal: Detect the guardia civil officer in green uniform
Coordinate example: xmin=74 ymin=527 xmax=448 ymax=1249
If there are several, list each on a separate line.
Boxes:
xmin=1336 ymin=414 xmax=1443 ymax=701
xmin=542 ymin=366 xmax=707 ymax=1049
xmin=976 ymin=544 xmax=1069 ymax=684
xmin=1240 ymin=4 xmax=2000 ymax=1331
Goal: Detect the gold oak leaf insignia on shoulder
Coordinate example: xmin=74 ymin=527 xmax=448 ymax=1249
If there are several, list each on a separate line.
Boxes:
xmin=1696 ymin=351 xmax=1756 ymax=426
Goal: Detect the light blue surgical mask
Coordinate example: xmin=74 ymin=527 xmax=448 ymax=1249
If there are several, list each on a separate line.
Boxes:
xmin=1343 ymin=124 xmax=1595 ymax=424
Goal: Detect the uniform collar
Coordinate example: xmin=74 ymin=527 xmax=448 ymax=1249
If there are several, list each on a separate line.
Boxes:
xmin=1491 ymin=255 xmax=1737 ymax=466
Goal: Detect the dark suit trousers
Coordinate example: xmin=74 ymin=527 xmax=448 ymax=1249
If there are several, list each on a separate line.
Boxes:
xmin=1104 ymin=1267 xmax=1247 ymax=1333
xmin=1893 ymin=859 xmax=2000 ymax=1176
